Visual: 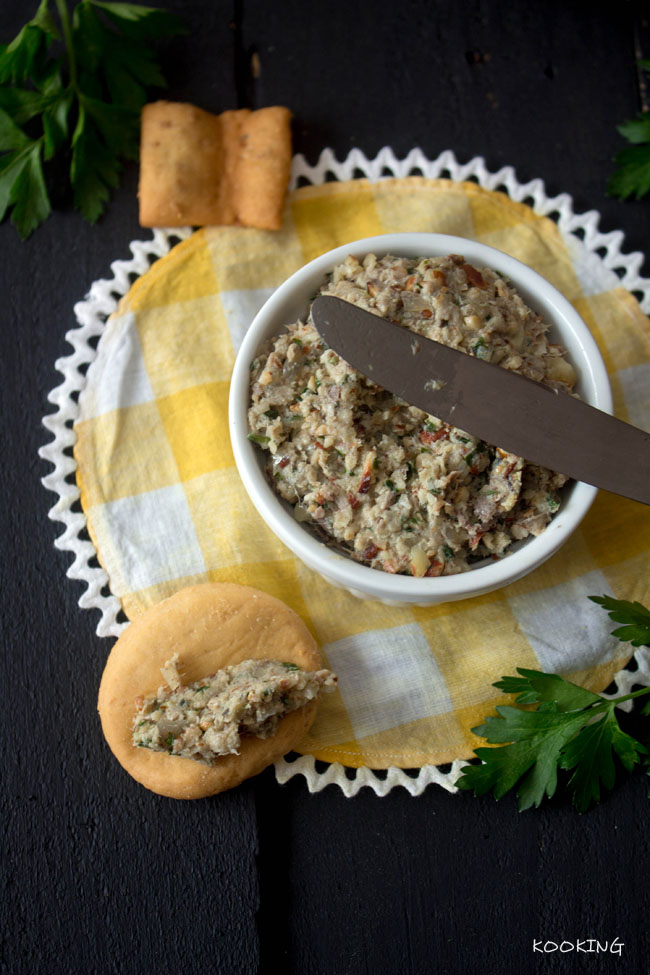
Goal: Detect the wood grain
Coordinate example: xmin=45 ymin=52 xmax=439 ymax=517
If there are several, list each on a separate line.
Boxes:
xmin=1 ymin=1 xmax=648 ymax=973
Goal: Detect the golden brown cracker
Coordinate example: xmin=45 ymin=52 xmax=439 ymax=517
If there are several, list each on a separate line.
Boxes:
xmin=232 ymin=106 xmax=292 ymax=230
xmin=97 ymin=583 xmax=321 ymax=799
xmin=138 ymin=101 xmax=226 ymax=227
xmin=138 ymin=102 xmax=292 ymax=230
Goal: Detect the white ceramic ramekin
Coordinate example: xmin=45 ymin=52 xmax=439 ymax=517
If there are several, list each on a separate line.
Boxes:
xmin=228 ymin=233 xmax=611 ymax=605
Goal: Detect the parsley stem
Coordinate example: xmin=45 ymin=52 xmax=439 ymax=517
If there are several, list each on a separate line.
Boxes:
xmin=611 ymin=684 xmax=650 ymax=707
xmin=54 ymin=0 xmax=76 ymax=91
xmin=576 ymin=685 xmax=650 ymax=714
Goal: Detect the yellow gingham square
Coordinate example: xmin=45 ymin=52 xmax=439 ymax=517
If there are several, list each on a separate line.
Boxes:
xmin=75 ymin=402 xmax=178 ymax=507
xmin=183 ymin=469 xmax=289 ymax=568
xmin=136 ymin=297 xmax=234 ymax=396
xmin=157 ymin=382 xmax=233 ymax=479
xmin=373 ymin=178 xmax=475 ymax=237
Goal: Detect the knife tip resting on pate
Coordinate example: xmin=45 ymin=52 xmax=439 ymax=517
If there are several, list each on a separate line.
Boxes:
xmin=98 ymin=583 xmax=336 ymax=799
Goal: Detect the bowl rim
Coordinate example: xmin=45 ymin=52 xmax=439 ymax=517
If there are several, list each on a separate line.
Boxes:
xmin=229 ymin=232 xmax=611 ymax=601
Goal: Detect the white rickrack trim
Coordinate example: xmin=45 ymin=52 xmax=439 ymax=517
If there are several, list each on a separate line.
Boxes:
xmin=39 ymin=228 xmax=192 ymax=638
xmin=38 ymin=148 xmax=650 ymax=796
xmin=274 ymin=755 xmax=469 ymax=796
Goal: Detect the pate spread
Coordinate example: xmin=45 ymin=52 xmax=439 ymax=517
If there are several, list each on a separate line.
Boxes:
xmin=248 ymin=253 xmax=577 ymax=577
xmin=133 ymin=655 xmax=337 ymax=764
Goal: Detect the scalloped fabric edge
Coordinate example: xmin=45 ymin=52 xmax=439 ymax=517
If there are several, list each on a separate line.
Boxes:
xmin=38 ymin=147 xmax=650 ymax=798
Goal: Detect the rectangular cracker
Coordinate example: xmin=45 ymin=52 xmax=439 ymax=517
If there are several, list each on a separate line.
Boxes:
xmin=138 ymin=102 xmax=292 ymax=230
xmin=138 ymin=101 xmax=228 ymax=227
xmin=227 ymin=106 xmax=293 ymax=230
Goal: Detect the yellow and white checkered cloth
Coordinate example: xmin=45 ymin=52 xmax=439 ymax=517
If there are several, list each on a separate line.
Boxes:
xmin=75 ymin=178 xmax=650 ymax=768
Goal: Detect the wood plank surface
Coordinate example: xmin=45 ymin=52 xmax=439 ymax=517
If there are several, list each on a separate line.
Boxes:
xmin=1 ymin=2 xmax=648 ymax=974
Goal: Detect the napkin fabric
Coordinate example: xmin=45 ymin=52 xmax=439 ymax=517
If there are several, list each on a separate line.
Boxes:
xmin=74 ymin=178 xmax=650 ymax=768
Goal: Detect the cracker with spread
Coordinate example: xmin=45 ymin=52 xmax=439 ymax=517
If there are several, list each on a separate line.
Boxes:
xmin=98 ymin=583 xmax=335 ymax=798
xmin=138 ymin=101 xmax=292 ymax=230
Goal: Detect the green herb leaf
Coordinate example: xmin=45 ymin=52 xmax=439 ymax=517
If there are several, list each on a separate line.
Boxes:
xmin=458 ymin=707 xmax=592 ymax=810
xmin=617 ymin=114 xmax=650 ymax=145
xmin=0 ymin=134 xmax=50 ymax=236
xmin=588 ymin=594 xmax=650 ymax=647
xmin=559 ymin=706 xmax=646 ymax=813
xmin=546 ymin=493 xmax=560 ymax=513
xmin=0 ymin=104 xmax=31 ymax=151
xmin=73 ymin=1 xmax=174 ymax=103
xmin=457 ymin=596 xmax=650 ymax=812
xmin=41 ymin=81 xmax=71 ymax=158
xmin=70 ymin=102 xmax=121 ymax=222
xmin=0 ymin=86 xmax=51 ymax=126
xmin=0 ymin=3 xmax=54 ymax=86
xmin=493 ymin=668 xmax=602 ymax=711
xmin=0 ymin=0 xmax=184 ymax=236
xmin=7 ymin=138 xmax=50 ymax=236
xmin=608 ymin=141 xmax=650 ymax=201
xmin=609 ymin=62 xmax=650 ymax=200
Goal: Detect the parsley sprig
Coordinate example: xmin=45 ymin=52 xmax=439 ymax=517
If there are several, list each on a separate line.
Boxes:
xmin=457 ymin=595 xmax=650 ymax=812
xmin=589 ymin=594 xmax=650 ymax=647
xmin=0 ymin=0 xmax=184 ymax=237
xmin=608 ymin=59 xmax=650 ymax=200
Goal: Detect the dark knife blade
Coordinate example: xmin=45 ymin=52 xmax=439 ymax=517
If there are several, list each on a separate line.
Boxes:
xmin=311 ymin=295 xmax=650 ymax=505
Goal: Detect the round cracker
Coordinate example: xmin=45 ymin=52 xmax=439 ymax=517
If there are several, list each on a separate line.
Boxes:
xmin=98 ymin=583 xmax=321 ymax=799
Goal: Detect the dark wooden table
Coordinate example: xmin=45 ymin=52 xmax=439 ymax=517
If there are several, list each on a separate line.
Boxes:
xmin=3 ymin=2 xmax=649 ymax=973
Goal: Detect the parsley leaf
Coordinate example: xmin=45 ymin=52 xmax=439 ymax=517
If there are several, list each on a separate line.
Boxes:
xmin=463 ymin=704 xmax=594 ymax=810
xmin=457 ymin=596 xmax=650 ymax=812
xmin=6 ymin=139 xmax=51 ymax=235
xmin=0 ymin=0 xmax=59 ymax=87
xmin=559 ymin=706 xmax=646 ymax=813
xmin=0 ymin=0 xmax=184 ymax=238
xmin=0 ymin=107 xmax=50 ymax=234
xmin=608 ymin=61 xmax=650 ymax=200
xmin=617 ymin=115 xmax=650 ymax=144
xmin=493 ymin=668 xmax=601 ymax=710
xmin=588 ymin=594 xmax=650 ymax=647
xmin=608 ymin=142 xmax=650 ymax=201
xmin=70 ymin=100 xmax=122 ymax=221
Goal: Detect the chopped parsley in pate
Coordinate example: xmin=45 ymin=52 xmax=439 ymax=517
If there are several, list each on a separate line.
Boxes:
xmin=248 ymin=253 xmax=578 ymax=577
xmin=132 ymin=655 xmax=337 ymax=763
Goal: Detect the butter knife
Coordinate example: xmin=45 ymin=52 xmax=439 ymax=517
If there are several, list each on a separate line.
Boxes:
xmin=311 ymin=295 xmax=650 ymax=505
